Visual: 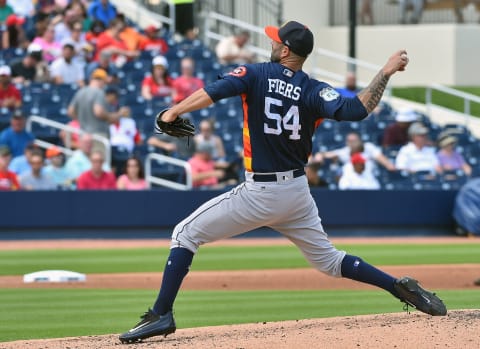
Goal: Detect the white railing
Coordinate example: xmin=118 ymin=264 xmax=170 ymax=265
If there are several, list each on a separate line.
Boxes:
xmin=426 ymin=84 xmax=480 ymax=127
xmin=145 ymin=153 xmax=192 ymax=190
xmin=26 ymin=115 xmax=111 ymax=166
xmin=111 ymin=0 xmax=175 ymax=33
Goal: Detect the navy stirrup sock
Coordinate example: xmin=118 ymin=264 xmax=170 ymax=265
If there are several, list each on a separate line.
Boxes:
xmin=341 ymin=254 xmax=399 ymax=298
xmin=153 ymin=247 xmax=194 ymax=315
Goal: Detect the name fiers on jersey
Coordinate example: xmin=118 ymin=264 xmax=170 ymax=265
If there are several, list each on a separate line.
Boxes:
xmin=267 ymin=78 xmax=301 ymax=101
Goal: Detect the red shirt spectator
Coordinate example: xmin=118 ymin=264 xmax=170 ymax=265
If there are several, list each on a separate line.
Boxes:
xmin=172 ymin=57 xmax=204 ymax=104
xmin=141 ymin=55 xmax=173 ymax=99
xmin=188 ymin=142 xmax=223 ymax=188
xmin=138 ymin=25 xmax=168 ymax=54
xmin=76 ymin=151 xmax=116 ymax=189
xmin=0 ymin=145 xmax=19 ymax=190
xmin=92 ymin=18 xmax=138 ymax=62
xmin=0 ymin=65 xmax=21 ymax=109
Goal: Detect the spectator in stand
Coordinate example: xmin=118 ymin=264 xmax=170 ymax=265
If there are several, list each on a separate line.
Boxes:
xmin=8 ymin=142 xmax=36 ymax=175
xmin=0 ymin=109 xmax=33 ymax=158
xmin=172 ymin=57 xmax=204 ymax=104
xmin=395 ymin=122 xmax=441 ymax=173
xmin=76 ymin=150 xmax=116 ymax=190
xmin=399 ymin=0 xmax=424 ymax=24
xmin=0 ymin=145 xmax=19 ymax=190
xmin=107 ymin=87 xmax=141 ymax=153
xmin=88 ymin=0 xmax=117 ymax=28
xmin=62 ymin=0 xmax=90 ymax=33
xmin=141 ymin=55 xmax=173 ymax=100
xmin=64 ymin=133 xmax=93 ymax=180
xmin=61 ymin=22 xmax=91 ymax=65
xmin=67 ymin=69 xmax=129 ymax=147
xmin=338 ymin=153 xmax=380 ymax=190
xmin=336 ymin=72 xmax=359 ymax=98
xmin=0 ymin=0 xmax=13 ymax=23
xmin=315 ymin=131 xmax=395 ymax=172
xmin=359 ymin=0 xmax=374 ymax=25
xmin=139 ymin=25 xmax=168 ymax=54
xmin=216 ymin=30 xmax=255 ymax=65
xmin=85 ymin=19 xmax=105 ymax=47
xmin=117 ymin=13 xmax=147 ymax=52
xmin=93 ymin=17 xmax=139 ymax=65
xmin=188 ymin=142 xmax=225 ymax=189
xmin=19 ymin=151 xmax=56 ymax=190
xmin=193 ymin=119 xmax=225 ymax=160
xmin=43 ymin=146 xmax=71 ymax=188
xmin=32 ymin=24 xmax=62 ymax=63
xmin=59 ymin=118 xmax=81 ymax=149
xmin=436 ymin=133 xmax=472 ymax=176
xmin=215 ymin=31 xmax=255 ymax=65
xmin=382 ymin=107 xmax=417 ymax=147
xmin=0 ymin=65 xmax=21 ymax=110
xmin=4 ymin=14 xmax=27 ymax=49
xmin=10 ymin=43 xmax=44 ymax=84
xmin=117 ymin=156 xmax=147 ymax=190
xmin=85 ymin=50 xmax=118 ymax=84
xmin=49 ymin=42 xmax=85 ymax=86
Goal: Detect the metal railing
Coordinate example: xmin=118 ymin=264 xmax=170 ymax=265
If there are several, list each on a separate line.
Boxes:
xmin=26 ymin=115 xmax=111 ymax=166
xmin=111 ymin=0 xmax=175 ymax=32
xmin=145 ymin=153 xmax=193 ymax=190
xmin=426 ymin=84 xmax=480 ymax=126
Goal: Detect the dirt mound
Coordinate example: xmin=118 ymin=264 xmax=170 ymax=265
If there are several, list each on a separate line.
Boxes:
xmin=2 ymin=310 xmax=478 ymax=349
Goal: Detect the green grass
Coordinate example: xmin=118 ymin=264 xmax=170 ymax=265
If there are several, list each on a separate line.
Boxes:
xmin=392 ymin=86 xmax=480 ymax=117
xmin=1 ymin=244 xmax=479 ymax=276
xmin=0 ymin=288 xmax=479 ymax=342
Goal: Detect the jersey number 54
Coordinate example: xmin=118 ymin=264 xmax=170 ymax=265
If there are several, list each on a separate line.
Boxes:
xmin=264 ymin=97 xmax=301 ymax=140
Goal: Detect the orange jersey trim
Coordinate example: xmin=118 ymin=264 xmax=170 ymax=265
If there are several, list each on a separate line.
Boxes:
xmin=241 ymin=94 xmax=252 ymax=171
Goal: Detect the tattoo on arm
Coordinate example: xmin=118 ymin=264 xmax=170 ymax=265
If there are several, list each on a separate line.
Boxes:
xmin=357 ymin=71 xmax=390 ymax=113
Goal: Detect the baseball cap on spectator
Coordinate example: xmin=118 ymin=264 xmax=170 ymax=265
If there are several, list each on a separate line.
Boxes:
xmin=265 ymin=21 xmax=314 ymax=58
xmin=145 ymin=25 xmax=160 ymax=34
xmin=90 ymin=68 xmax=108 ymax=81
xmin=408 ymin=122 xmax=429 ymax=137
xmin=46 ymin=146 xmax=62 ymax=158
xmin=351 ymin=153 xmax=366 ymax=165
xmin=152 ymin=55 xmax=168 ymax=69
xmin=395 ymin=108 xmax=417 ymax=122
xmin=27 ymin=43 xmax=43 ymax=61
xmin=6 ymin=14 xmax=25 ymax=27
xmin=438 ymin=134 xmax=457 ymax=148
xmin=0 ymin=145 xmax=11 ymax=157
xmin=0 ymin=65 xmax=11 ymax=76
xmin=12 ymin=109 xmax=25 ymax=119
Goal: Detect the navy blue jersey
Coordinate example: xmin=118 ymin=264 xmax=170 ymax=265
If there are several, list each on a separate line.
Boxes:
xmin=204 ymin=62 xmax=365 ymax=172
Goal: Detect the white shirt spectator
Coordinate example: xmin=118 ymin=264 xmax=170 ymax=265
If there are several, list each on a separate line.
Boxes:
xmin=333 ymin=142 xmax=381 ymax=165
xmin=338 ymin=167 xmax=380 ymax=190
xmin=395 ymin=142 xmax=439 ymax=172
xmin=215 ymin=35 xmax=255 ymax=65
xmin=50 ymin=56 xmax=85 ymax=85
xmin=7 ymin=0 xmax=34 ymax=17
xmin=110 ymin=118 xmax=139 ymax=153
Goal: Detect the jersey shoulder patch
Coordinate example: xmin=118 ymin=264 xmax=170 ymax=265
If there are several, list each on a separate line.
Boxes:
xmin=318 ymin=86 xmax=340 ymax=102
xmin=228 ymin=66 xmax=247 ymax=77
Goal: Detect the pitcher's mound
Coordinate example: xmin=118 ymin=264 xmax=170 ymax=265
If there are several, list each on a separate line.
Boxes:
xmin=3 ymin=310 xmax=479 ymax=349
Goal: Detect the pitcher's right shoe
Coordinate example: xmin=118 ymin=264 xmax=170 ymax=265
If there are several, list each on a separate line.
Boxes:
xmin=394 ymin=276 xmax=447 ymax=316
xmin=119 ymin=309 xmax=176 ymax=344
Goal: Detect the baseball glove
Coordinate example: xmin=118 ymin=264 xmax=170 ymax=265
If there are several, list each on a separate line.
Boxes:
xmin=154 ymin=109 xmax=195 ymax=138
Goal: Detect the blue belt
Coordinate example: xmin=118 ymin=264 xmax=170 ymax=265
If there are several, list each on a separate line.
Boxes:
xmin=252 ymin=168 xmax=305 ymax=182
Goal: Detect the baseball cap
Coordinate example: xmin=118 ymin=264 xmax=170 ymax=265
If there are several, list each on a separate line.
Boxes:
xmin=0 ymin=65 xmax=11 ymax=76
xmin=408 ymin=122 xmax=429 ymax=136
xmin=145 ymin=25 xmax=160 ymax=34
xmin=265 ymin=21 xmax=314 ymax=58
xmin=12 ymin=109 xmax=25 ymax=118
xmin=6 ymin=14 xmax=25 ymax=27
xmin=90 ymin=68 xmax=108 ymax=81
xmin=395 ymin=108 xmax=417 ymax=122
xmin=46 ymin=146 xmax=62 ymax=158
xmin=438 ymin=134 xmax=457 ymax=148
xmin=351 ymin=153 xmax=366 ymax=165
xmin=0 ymin=145 xmax=11 ymax=157
xmin=152 ymin=55 xmax=168 ymax=68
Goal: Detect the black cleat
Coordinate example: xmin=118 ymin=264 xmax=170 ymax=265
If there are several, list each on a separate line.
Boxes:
xmin=394 ymin=276 xmax=447 ymax=316
xmin=119 ymin=309 xmax=176 ymax=344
